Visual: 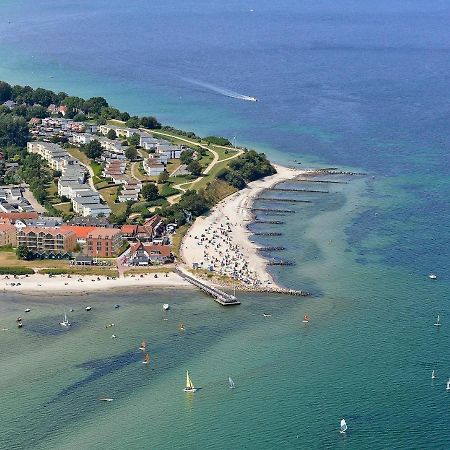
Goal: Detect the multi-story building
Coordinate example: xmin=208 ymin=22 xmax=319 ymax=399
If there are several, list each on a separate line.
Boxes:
xmin=86 ymin=228 xmax=123 ymax=257
xmin=0 ymin=223 xmax=17 ymax=247
xmin=17 ymin=227 xmax=77 ymax=256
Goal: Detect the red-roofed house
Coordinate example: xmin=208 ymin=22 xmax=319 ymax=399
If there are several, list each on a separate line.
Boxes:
xmin=86 ymin=228 xmax=123 ymax=257
xmin=59 ymin=225 xmax=97 ymax=244
xmin=120 ymin=224 xmax=138 ymax=238
xmin=128 ymin=241 xmax=173 ymax=265
xmin=136 ymin=215 xmax=164 ymax=242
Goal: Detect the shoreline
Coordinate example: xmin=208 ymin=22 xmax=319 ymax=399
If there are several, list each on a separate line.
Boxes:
xmin=0 ymin=272 xmax=191 ymax=296
xmin=180 ymin=163 xmax=307 ymax=291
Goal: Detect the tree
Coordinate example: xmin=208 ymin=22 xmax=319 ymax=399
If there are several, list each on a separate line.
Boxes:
xmin=140 ymin=116 xmax=161 ymax=129
xmin=187 ymin=160 xmax=202 ymax=176
xmin=125 ymin=146 xmax=138 ymax=160
xmin=205 ymin=136 xmax=231 ymax=146
xmin=128 ymin=132 xmax=140 ymax=146
xmin=142 ymin=183 xmax=159 ymax=201
xmin=106 ymin=129 xmax=117 ymax=140
xmin=32 ymin=88 xmax=56 ymax=107
xmin=158 ymin=170 xmax=169 ymax=184
xmin=0 ymin=115 xmax=30 ymax=147
xmin=16 ymin=245 xmax=32 ymax=260
xmin=180 ymin=149 xmax=194 ymax=165
xmin=126 ymin=116 xmax=140 ymax=128
xmin=83 ymin=140 xmax=102 ymax=159
xmin=0 ymin=81 xmax=12 ymax=102
xmin=73 ymin=112 xmax=87 ymax=122
xmin=83 ymin=96 xmax=108 ymax=115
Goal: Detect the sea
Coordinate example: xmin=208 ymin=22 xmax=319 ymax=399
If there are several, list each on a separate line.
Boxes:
xmin=0 ymin=0 xmax=449 ymax=448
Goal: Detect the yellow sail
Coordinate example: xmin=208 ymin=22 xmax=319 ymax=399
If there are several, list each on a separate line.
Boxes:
xmin=144 ymin=353 xmax=150 ymax=364
xmin=186 ymin=371 xmax=194 ymax=389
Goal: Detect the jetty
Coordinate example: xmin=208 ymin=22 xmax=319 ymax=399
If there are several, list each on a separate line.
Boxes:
xmin=254 ymin=220 xmax=285 ymax=225
xmin=258 ymin=198 xmax=312 ymax=203
xmin=253 ymin=232 xmax=283 ymax=236
xmin=267 ymin=259 xmax=295 ymax=266
xmin=268 ymin=188 xmax=329 ymax=194
xmin=175 ymin=268 xmax=240 ymax=306
xmin=257 ymin=246 xmax=285 ymax=251
xmin=251 ymin=207 xmax=295 ymax=213
xmin=294 ymin=178 xmax=348 ymax=184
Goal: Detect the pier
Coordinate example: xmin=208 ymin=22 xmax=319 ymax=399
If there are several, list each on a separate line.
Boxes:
xmin=257 ymin=246 xmax=286 ymax=251
xmin=267 ymin=259 xmax=295 ymax=266
xmin=254 ymin=220 xmax=285 ymax=225
xmin=175 ymin=268 xmax=240 ymax=306
xmin=294 ymin=178 xmax=348 ymax=184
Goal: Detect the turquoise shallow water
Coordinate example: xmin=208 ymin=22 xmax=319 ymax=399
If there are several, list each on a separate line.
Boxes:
xmin=0 ymin=0 xmax=450 ymax=448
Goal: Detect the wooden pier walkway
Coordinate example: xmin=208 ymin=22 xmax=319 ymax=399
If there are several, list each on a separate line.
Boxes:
xmin=175 ymin=268 xmax=240 ymax=306
xmin=258 ymin=198 xmax=312 ymax=203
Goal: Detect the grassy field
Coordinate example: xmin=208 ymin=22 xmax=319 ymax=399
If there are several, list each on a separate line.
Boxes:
xmin=123 ymin=266 xmax=173 ymax=275
xmin=0 ymin=251 xmax=70 ymax=269
xmin=100 ymin=186 xmax=128 ymax=216
xmin=53 ymin=202 xmax=72 ymax=215
xmin=171 ymin=224 xmax=190 ymax=258
xmin=38 ymin=267 xmax=119 ymax=277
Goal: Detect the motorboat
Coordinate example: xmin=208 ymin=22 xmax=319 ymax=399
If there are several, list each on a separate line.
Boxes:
xmin=24 ymin=308 xmax=31 ymax=313
xmin=263 ymin=313 xmax=272 ymax=317
xmin=99 ymin=398 xmax=113 ymax=402
xmin=447 ymin=379 xmax=450 ymax=391
xmin=85 ymin=306 xmax=92 ymax=311
xmin=114 ymin=304 xmax=120 ymax=309
xmin=163 ymin=303 xmax=170 ymax=311
xmin=434 ymin=315 xmax=441 ymax=327
xmin=429 ymin=273 xmax=437 ymax=280
xmin=432 ymin=370 xmax=437 ymax=379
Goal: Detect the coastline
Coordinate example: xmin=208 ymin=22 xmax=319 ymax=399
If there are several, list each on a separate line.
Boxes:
xmin=180 ymin=163 xmax=307 ymax=291
xmin=0 ymin=272 xmax=191 ymax=296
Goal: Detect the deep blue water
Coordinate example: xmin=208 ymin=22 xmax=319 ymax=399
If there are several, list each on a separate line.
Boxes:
xmin=0 ymin=0 xmax=449 ymax=448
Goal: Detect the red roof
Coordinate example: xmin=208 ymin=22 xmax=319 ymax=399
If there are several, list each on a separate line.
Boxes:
xmin=87 ymin=228 xmax=122 ymax=239
xmin=0 ymin=223 xmax=16 ymax=233
xmin=0 ymin=212 xmax=38 ymax=222
xmin=20 ymin=227 xmax=75 ymax=237
xmin=59 ymin=225 xmax=97 ymax=239
xmin=130 ymin=241 xmax=171 ymax=258
xmin=121 ymin=225 xmax=138 ymax=235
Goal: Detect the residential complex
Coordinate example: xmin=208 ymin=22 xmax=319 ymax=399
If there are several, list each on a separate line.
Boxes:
xmin=17 ymin=227 xmax=77 ymax=256
xmin=86 ymin=228 xmax=123 ymax=257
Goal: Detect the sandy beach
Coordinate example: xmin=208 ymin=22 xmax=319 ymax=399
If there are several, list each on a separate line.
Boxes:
xmin=181 ymin=164 xmax=306 ymax=289
xmin=0 ymin=272 xmax=190 ymax=295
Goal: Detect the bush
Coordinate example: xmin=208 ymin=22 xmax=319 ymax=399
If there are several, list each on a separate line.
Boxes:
xmin=0 ymin=266 xmax=34 ymax=275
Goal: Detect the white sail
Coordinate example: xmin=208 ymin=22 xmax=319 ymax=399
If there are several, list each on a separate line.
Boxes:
xmin=228 ymin=376 xmax=235 ymax=389
xmin=340 ymin=419 xmax=347 ymax=433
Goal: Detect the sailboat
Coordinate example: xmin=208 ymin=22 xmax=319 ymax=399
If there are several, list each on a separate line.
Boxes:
xmin=139 ymin=340 xmax=147 ymax=351
xmin=60 ymin=310 xmax=71 ymax=327
xmin=302 ymin=314 xmax=310 ymax=323
xmin=434 ymin=315 xmax=441 ymax=326
xmin=142 ymin=353 xmax=150 ymax=365
xmin=183 ymin=370 xmax=197 ymax=393
xmin=432 ymin=370 xmax=437 ymax=379
xmin=340 ymin=418 xmax=348 ymax=433
xmin=228 ymin=376 xmax=235 ymax=389
xmin=447 ymin=379 xmax=450 ymax=391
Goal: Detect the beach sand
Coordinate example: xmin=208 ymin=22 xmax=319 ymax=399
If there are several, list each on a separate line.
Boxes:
xmin=181 ymin=164 xmax=306 ymax=289
xmin=0 ymin=272 xmax=190 ymax=296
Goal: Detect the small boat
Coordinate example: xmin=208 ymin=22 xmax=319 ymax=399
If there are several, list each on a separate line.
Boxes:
xmin=163 ymin=303 xmax=170 ymax=311
xmin=111 ymin=334 xmax=117 ymax=339
xmin=60 ymin=310 xmax=71 ymax=327
xmin=142 ymin=353 xmax=150 ymax=365
xmin=17 ymin=322 xmax=23 ymax=328
xmin=302 ymin=314 xmax=310 ymax=323
xmin=263 ymin=313 xmax=271 ymax=317
xmin=429 ymin=273 xmax=437 ymax=280
xmin=340 ymin=418 xmax=348 ymax=433
xmin=432 ymin=370 xmax=437 ymax=379
xmin=85 ymin=306 xmax=92 ymax=311
xmin=114 ymin=304 xmax=120 ymax=309
xmin=228 ymin=376 xmax=235 ymax=389
xmin=434 ymin=315 xmax=441 ymax=327
xmin=139 ymin=340 xmax=147 ymax=351
xmin=16 ymin=317 xmax=22 ymax=322
xmin=99 ymin=398 xmax=113 ymax=402
xmin=24 ymin=308 xmax=31 ymax=313
xmin=179 ymin=323 xmax=185 ymax=331
xmin=447 ymin=379 xmax=450 ymax=391
xmin=183 ymin=370 xmax=198 ymax=393
xmin=246 ymin=96 xmax=258 ymax=102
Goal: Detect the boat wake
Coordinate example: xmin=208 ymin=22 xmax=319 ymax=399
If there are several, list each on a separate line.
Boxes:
xmin=180 ymin=77 xmax=258 ymax=102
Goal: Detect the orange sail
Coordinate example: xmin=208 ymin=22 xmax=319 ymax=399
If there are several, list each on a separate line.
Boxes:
xmin=143 ymin=353 xmax=150 ymax=364
xmin=303 ymin=314 xmax=309 ymax=323
xmin=139 ymin=340 xmax=147 ymax=350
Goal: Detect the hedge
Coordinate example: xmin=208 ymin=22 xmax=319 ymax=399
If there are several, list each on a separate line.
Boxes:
xmin=0 ymin=267 xmax=34 ymax=275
